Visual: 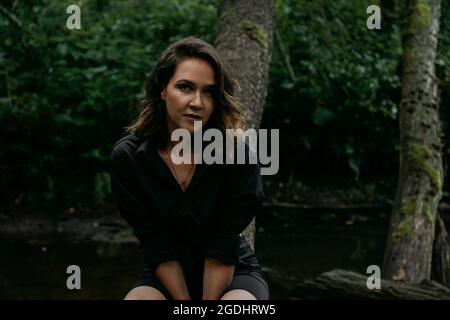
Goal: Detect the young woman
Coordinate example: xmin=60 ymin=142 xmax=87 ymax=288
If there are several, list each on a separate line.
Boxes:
xmin=110 ymin=37 xmax=269 ymax=300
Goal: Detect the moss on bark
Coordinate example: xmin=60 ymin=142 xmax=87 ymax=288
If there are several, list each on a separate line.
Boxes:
xmin=393 ymin=197 xmax=417 ymax=241
xmin=241 ymin=20 xmax=268 ymax=54
xmin=403 ymin=0 xmax=432 ymax=36
xmin=407 ymin=142 xmax=441 ymax=195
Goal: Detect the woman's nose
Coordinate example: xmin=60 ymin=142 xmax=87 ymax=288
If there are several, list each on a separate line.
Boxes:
xmin=189 ymin=91 xmax=203 ymax=109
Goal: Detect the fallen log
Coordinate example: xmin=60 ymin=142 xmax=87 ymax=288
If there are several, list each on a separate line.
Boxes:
xmin=263 ymin=201 xmax=392 ymax=214
xmin=263 ymin=201 xmax=450 ymax=216
xmin=291 ymin=269 xmax=450 ymax=300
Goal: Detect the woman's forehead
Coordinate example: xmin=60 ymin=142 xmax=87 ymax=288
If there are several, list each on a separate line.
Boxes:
xmin=171 ymin=58 xmax=216 ymax=85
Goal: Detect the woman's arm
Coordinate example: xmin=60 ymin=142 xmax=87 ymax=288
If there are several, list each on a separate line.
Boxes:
xmin=155 ymin=260 xmax=191 ymax=300
xmin=202 ymin=257 xmax=235 ymax=300
xmin=111 ymin=146 xmax=182 ymax=274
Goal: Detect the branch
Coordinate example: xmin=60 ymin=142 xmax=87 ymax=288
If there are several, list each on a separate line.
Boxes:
xmin=0 ymin=5 xmax=32 ymax=53
xmin=274 ymin=28 xmax=296 ymax=82
xmin=0 ymin=5 xmax=22 ymax=29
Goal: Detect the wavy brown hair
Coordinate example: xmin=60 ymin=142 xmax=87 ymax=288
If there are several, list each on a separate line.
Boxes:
xmin=126 ymin=37 xmax=245 ymax=149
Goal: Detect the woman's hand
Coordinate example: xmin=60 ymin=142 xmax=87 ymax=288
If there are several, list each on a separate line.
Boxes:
xmin=202 ymin=257 xmax=235 ymax=300
xmin=155 ymin=260 xmax=191 ymax=300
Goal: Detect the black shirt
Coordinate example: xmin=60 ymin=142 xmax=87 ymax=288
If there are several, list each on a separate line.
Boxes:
xmin=109 ymin=133 xmax=265 ymax=274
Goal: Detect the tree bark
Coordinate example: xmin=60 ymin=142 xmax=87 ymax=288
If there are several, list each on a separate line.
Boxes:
xmin=432 ymin=210 xmax=450 ymax=286
xmin=382 ymin=0 xmax=443 ymax=283
xmin=214 ymin=0 xmax=274 ymax=250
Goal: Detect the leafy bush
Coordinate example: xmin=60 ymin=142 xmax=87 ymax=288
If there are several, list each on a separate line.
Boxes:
xmin=0 ymin=0 xmax=448 ymax=214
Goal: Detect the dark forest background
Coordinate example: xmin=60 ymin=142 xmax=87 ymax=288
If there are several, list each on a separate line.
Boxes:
xmin=1 ymin=0 xmax=449 ymax=216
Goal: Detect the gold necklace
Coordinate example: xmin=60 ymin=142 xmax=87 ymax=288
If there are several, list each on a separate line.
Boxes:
xmin=164 ymin=149 xmax=195 ymax=190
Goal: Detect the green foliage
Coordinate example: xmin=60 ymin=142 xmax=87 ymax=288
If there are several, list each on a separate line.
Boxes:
xmin=0 ymin=0 xmax=217 ymax=213
xmin=0 ymin=0 xmax=448 ymax=214
xmin=265 ymin=0 xmax=448 ymax=183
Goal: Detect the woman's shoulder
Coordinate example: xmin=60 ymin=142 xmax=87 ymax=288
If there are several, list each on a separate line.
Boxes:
xmin=110 ymin=133 xmax=146 ymax=164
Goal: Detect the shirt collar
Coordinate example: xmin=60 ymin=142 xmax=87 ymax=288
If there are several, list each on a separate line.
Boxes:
xmin=135 ymin=136 xmax=150 ymax=154
xmin=134 ymin=132 xmax=218 ymax=192
xmin=135 ymin=133 xmax=156 ymax=164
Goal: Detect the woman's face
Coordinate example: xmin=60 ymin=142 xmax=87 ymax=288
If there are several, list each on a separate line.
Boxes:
xmin=161 ymin=58 xmax=216 ymax=136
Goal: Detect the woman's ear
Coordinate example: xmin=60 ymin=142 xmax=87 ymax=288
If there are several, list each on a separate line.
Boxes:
xmin=160 ymin=89 xmax=166 ymax=100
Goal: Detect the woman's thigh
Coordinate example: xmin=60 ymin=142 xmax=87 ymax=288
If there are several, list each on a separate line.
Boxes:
xmin=220 ymin=272 xmax=270 ymax=300
xmin=124 ymin=286 xmax=167 ymax=300
xmin=220 ymin=289 xmax=257 ymax=300
xmin=130 ymin=268 xmax=173 ymax=299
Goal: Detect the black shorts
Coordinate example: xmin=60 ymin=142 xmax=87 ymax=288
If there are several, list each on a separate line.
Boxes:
xmin=132 ymin=267 xmax=269 ymax=300
xmin=131 ymin=237 xmax=269 ymax=300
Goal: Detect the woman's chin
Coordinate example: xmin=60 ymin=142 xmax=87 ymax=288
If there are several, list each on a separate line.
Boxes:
xmin=181 ymin=120 xmax=205 ymax=134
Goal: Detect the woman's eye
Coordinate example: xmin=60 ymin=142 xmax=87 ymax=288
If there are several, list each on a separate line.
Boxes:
xmin=177 ymin=84 xmax=191 ymax=92
xmin=203 ymin=89 xmax=215 ymax=97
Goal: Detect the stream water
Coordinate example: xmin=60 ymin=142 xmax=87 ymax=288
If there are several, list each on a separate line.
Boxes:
xmin=0 ymin=210 xmax=389 ymax=299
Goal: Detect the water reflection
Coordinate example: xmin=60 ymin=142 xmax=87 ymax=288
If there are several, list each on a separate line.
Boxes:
xmin=0 ymin=239 xmax=142 ymax=299
xmin=0 ymin=211 xmax=388 ymax=299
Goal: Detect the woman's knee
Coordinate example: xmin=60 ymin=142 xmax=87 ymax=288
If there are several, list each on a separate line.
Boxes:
xmin=220 ymin=289 xmax=257 ymax=300
xmin=124 ymin=286 xmax=167 ymax=300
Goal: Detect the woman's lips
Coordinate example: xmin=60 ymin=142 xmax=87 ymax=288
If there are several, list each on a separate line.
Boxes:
xmin=184 ymin=114 xmax=202 ymax=121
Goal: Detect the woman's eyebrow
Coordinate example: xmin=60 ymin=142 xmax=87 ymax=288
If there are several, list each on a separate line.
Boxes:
xmin=175 ymin=79 xmax=216 ymax=87
xmin=175 ymin=79 xmax=193 ymax=84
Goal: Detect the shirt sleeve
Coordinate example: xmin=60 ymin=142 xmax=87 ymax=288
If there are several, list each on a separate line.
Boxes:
xmin=110 ymin=146 xmax=180 ymax=270
xmin=203 ymin=161 xmax=265 ymax=265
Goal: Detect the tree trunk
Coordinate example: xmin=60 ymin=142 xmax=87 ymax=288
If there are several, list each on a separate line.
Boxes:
xmin=214 ymin=0 xmax=274 ymax=250
xmin=432 ymin=210 xmax=450 ymax=286
xmin=383 ymin=0 xmax=443 ymax=283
